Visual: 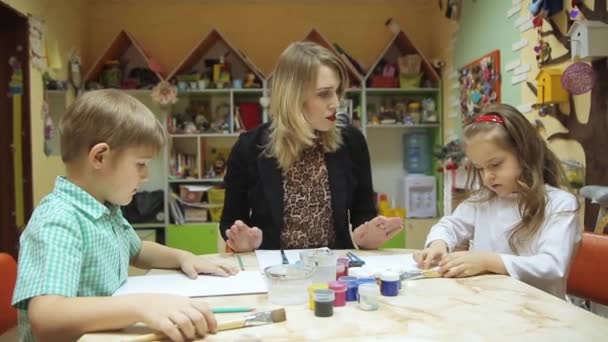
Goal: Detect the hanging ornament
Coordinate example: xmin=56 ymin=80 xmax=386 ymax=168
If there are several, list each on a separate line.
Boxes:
xmin=535 ymin=41 xmax=552 ymax=66
xmin=561 ymin=62 xmax=596 ymax=95
xmin=28 ymin=15 xmax=48 ymax=72
xmin=151 ymin=80 xmax=178 ymax=106
xmin=8 ymin=56 xmax=23 ymax=96
xmin=68 ymin=52 xmax=82 ymax=94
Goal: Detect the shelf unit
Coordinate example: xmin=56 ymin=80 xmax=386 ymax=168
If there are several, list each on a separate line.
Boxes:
xmin=363 ymin=30 xmax=443 ymax=213
xmin=62 ymin=27 xmax=443 ymax=253
xmin=84 ymin=30 xmax=166 ymax=89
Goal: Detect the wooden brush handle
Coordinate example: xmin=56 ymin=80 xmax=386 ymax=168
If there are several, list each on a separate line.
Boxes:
xmin=122 ymin=332 xmax=165 ymax=342
xmin=217 ymin=317 xmax=247 ymax=331
xmin=123 ymin=317 xmax=249 ymax=341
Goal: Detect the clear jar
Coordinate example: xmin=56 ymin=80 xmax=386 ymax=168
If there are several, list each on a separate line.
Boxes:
xmin=358 ymin=283 xmax=380 ymax=311
xmin=299 ymin=248 xmax=337 ymax=283
xmin=264 ymin=264 xmax=314 ymax=305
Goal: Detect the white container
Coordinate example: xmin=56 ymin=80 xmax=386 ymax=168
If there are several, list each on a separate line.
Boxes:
xmin=358 ymin=283 xmax=380 ymax=311
xmin=264 ymin=264 xmax=314 ymax=305
xmin=348 ymin=267 xmax=373 ymax=279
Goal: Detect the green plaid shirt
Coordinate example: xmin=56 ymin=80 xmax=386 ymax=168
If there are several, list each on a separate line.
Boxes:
xmin=12 ymin=176 xmax=142 ymax=341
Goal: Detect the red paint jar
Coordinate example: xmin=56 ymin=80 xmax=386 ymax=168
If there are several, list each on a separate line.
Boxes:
xmin=328 ymin=280 xmax=347 ymax=307
xmin=336 ymin=261 xmax=348 ymax=279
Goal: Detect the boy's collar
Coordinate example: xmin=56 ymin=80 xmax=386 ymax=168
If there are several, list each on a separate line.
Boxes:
xmin=54 ymin=176 xmax=120 ymax=220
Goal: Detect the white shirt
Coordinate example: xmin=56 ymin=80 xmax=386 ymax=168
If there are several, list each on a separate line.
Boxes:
xmin=426 ymin=185 xmax=581 ymax=299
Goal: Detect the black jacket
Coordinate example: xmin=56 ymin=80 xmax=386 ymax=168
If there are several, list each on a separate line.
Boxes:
xmin=219 ymin=123 xmax=377 ymax=249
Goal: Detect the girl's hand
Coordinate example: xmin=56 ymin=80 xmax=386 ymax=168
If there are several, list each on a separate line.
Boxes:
xmin=225 ymin=220 xmax=263 ymax=252
xmin=414 ymin=240 xmax=448 ymax=269
xmin=179 ymin=254 xmax=239 ymax=279
xmin=438 ymin=251 xmax=489 ymax=278
xmin=353 ymin=216 xmax=403 ymax=249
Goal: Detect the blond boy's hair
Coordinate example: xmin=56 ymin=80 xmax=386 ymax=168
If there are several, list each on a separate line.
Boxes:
xmin=59 ymin=89 xmax=166 ymax=162
xmin=267 ymin=41 xmax=348 ymax=172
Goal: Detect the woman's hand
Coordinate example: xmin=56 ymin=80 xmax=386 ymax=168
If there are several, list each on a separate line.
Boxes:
xmin=353 ymin=216 xmax=403 ymax=249
xmin=225 ymin=220 xmax=263 ymax=252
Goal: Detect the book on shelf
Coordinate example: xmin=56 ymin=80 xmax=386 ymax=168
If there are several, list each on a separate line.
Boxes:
xmin=171 ymin=152 xmax=197 ymax=178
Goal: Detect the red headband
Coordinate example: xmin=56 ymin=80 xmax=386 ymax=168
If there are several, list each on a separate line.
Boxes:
xmin=473 ymin=113 xmax=504 ymax=124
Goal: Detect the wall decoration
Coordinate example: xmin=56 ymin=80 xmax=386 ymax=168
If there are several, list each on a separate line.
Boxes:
xmin=458 ymin=50 xmax=501 ymax=123
xmin=561 ymin=61 xmax=596 ymax=94
xmin=526 ymin=1 xmax=608 ymax=232
xmin=28 ymin=15 xmax=47 ymax=72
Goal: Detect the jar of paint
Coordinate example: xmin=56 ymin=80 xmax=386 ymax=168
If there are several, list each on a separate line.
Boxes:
xmin=313 ymin=289 xmax=335 ymax=317
xmin=264 ymin=264 xmax=315 ymax=305
xmin=358 ymin=283 xmax=380 ymax=311
xmin=357 ymin=277 xmax=377 ymax=286
xmin=308 ymin=283 xmax=328 ymax=310
xmin=338 ymin=276 xmax=358 ymax=302
xmin=328 ymin=280 xmax=347 ymax=307
xmin=380 ymin=271 xmax=400 ymax=297
xmin=348 ymin=267 xmax=372 ymax=279
xmin=387 ymin=266 xmax=407 ymax=290
xmin=336 ymin=261 xmax=348 ymax=279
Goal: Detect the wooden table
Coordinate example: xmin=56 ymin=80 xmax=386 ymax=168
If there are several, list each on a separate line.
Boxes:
xmin=80 ymin=250 xmax=608 ymax=341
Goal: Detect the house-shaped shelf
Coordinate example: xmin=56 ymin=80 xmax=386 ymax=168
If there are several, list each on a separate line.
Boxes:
xmin=365 ymin=30 xmax=440 ymax=89
xmin=84 ymin=30 xmax=165 ymax=89
xmin=266 ymin=28 xmax=364 ymax=89
xmin=168 ymin=29 xmax=264 ymax=89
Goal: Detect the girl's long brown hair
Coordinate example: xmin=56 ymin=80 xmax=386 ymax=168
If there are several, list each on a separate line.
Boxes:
xmin=463 ymin=104 xmax=573 ymax=254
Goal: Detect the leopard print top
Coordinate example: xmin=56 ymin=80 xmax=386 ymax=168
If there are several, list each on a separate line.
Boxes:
xmin=280 ymin=143 xmax=335 ymax=249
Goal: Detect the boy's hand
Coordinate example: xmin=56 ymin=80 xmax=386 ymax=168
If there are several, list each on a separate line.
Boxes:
xmin=179 ymin=254 xmax=238 ymax=279
xmin=225 ymin=220 xmax=263 ymax=252
xmin=133 ymin=294 xmax=217 ymax=341
xmin=353 ymin=216 xmax=403 ymax=249
xmin=414 ymin=240 xmax=448 ymax=269
xmin=438 ymin=251 xmax=489 ymax=278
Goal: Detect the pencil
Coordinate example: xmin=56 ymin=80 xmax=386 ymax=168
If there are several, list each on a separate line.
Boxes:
xmin=236 ymin=254 xmax=245 ymax=271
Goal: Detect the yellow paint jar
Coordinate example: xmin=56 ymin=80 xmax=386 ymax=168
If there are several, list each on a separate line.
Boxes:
xmin=308 ymin=283 xmax=328 ymax=310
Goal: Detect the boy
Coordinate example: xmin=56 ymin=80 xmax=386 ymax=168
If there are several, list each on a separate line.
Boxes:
xmin=12 ymin=89 xmax=237 ymax=342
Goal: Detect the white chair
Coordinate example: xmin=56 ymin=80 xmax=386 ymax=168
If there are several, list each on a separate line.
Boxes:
xmin=580 ymin=185 xmax=608 ymax=234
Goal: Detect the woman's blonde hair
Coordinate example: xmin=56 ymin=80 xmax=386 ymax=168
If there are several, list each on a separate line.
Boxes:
xmin=463 ymin=103 xmax=573 ymax=254
xmin=59 ymin=89 xmax=166 ymax=162
xmin=267 ymin=41 xmax=348 ymax=171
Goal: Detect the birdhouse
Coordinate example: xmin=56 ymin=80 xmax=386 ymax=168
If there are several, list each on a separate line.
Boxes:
xmin=567 ymin=21 xmax=608 ymax=60
xmin=535 ymin=69 xmax=568 ymax=104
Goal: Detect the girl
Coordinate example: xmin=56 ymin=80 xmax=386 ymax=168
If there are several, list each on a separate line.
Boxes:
xmin=415 ymin=104 xmax=580 ymax=298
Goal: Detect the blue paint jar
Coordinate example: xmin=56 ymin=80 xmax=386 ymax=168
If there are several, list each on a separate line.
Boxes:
xmin=380 ymin=271 xmax=400 ymax=297
xmin=357 ymin=277 xmax=377 ymax=286
xmin=339 ymin=276 xmax=358 ymax=302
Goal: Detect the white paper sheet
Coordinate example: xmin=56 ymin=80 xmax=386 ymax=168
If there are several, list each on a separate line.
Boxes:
xmin=359 ymin=254 xmax=420 ymax=271
xmin=112 ymin=271 xmax=267 ymax=297
xmin=254 ymin=249 xmax=306 ymax=271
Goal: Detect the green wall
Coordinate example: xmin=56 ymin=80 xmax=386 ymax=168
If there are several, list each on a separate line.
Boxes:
xmin=454 ymin=0 xmax=521 ymax=107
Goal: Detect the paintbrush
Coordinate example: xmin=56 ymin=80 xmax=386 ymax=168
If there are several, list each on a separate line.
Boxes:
xmin=404 ymin=269 xmax=442 ymax=280
xmin=122 ymin=308 xmax=287 ymax=342
xmin=280 ymin=249 xmax=289 ymax=264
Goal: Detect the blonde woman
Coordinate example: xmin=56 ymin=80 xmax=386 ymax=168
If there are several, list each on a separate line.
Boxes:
xmin=221 ymin=42 xmax=403 ymax=252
